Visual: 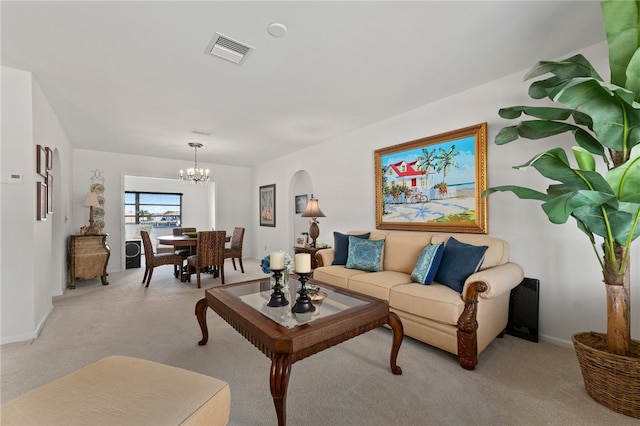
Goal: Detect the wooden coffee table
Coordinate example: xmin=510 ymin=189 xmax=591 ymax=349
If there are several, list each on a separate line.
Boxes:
xmin=195 ymin=277 xmax=403 ymax=426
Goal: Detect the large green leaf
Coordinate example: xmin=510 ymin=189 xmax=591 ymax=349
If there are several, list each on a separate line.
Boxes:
xmin=549 ymin=78 xmax=640 ymax=153
xmin=515 ymin=148 xmax=614 ymax=193
xmin=602 ymin=0 xmax=640 ymax=97
xmin=481 ymin=185 xmax=549 ymax=202
xmin=541 ymin=190 xmax=616 ymax=224
xmin=607 ymin=144 xmax=640 ymax=202
xmin=524 ymin=54 xmax=601 ymax=81
xmin=573 ymin=202 xmax=640 ymax=245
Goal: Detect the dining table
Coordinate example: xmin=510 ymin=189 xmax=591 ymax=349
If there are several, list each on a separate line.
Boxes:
xmin=157 ymin=234 xmax=231 ymax=281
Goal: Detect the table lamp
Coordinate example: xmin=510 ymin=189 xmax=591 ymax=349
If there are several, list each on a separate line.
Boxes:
xmin=84 ymin=192 xmax=101 ymax=234
xmin=301 ymin=194 xmax=325 ymax=248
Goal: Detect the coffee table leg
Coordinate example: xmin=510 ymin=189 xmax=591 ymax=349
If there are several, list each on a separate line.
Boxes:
xmin=195 ymin=298 xmax=209 ymax=346
xmin=270 ymin=353 xmax=292 ymax=426
xmin=387 ymin=312 xmax=403 ymax=375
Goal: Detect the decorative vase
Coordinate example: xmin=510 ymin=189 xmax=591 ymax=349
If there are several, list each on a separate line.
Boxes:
xmin=572 ymin=332 xmax=640 ymax=419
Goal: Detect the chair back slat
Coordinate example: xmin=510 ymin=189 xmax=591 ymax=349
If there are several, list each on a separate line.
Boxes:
xmin=195 ymin=230 xmax=226 ymax=267
xmin=173 ymin=227 xmax=196 ymax=236
xmin=230 ymin=227 xmax=245 ymax=251
xmin=140 ymin=231 xmax=154 ymax=263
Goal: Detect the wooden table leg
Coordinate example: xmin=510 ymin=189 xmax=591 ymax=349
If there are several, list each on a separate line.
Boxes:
xmin=195 ymin=298 xmax=209 ymax=346
xmin=270 ymin=353 xmax=292 ymax=426
xmin=387 ymin=311 xmax=403 ymax=375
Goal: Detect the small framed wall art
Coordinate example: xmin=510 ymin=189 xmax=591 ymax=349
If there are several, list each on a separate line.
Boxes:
xmin=37 ymin=181 xmax=47 ymax=220
xmin=36 ymin=145 xmax=47 ymax=177
xmin=259 ymin=184 xmax=276 ymax=227
xmin=45 ymin=147 xmax=53 ymax=171
xmin=46 ymin=172 xmax=54 ymax=214
xmin=295 ymin=194 xmax=308 ymax=214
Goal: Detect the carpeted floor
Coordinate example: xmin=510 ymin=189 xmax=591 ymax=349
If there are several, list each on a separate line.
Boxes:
xmin=1 ymin=258 xmax=634 ymax=425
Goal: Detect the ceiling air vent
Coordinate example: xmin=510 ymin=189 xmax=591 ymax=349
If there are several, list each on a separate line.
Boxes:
xmin=205 ymin=33 xmax=255 ymax=65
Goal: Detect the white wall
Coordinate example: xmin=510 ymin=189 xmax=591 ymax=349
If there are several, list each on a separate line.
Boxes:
xmin=251 ymin=41 xmax=639 ymax=346
xmin=72 ymin=149 xmax=252 ymax=272
xmin=1 ymin=66 xmax=74 ymax=344
xmin=3 ymin=41 xmax=638 ymax=347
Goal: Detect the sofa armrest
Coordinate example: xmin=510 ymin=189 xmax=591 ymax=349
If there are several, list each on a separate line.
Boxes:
xmin=463 ymin=262 xmax=524 ymax=300
xmin=315 ymin=248 xmax=335 ymax=267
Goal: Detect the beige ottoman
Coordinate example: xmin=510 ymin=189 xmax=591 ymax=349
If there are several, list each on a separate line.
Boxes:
xmin=1 ymin=355 xmax=230 ymax=426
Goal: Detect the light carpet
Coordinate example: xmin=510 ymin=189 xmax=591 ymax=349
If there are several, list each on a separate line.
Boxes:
xmin=1 ymin=258 xmax=633 ymax=425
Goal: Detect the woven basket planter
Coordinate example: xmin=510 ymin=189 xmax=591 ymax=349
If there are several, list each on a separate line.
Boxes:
xmin=573 ymin=332 xmax=640 ymax=419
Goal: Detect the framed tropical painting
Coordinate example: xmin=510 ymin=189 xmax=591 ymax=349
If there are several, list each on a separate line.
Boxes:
xmin=374 ymin=123 xmax=488 ymax=234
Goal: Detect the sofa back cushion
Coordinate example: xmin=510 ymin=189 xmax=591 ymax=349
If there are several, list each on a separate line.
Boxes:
xmin=383 ymin=233 xmax=433 ymax=274
xmin=332 ymin=232 xmax=370 ymax=265
xmin=434 ymin=237 xmax=488 ymax=293
xmin=345 ymin=236 xmax=385 ymax=272
xmin=430 ymin=234 xmax=509 ymax=269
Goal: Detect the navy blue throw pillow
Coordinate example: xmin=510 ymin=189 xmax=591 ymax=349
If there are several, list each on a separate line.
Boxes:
xmin=332 ymin=232 xmax=370 ymax=265
xmin=434 ymin=237 xmax=488 ymax=293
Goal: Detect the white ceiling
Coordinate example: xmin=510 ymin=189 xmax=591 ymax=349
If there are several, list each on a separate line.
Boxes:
xmin=2 ymin=1 xmax=606 ymax=167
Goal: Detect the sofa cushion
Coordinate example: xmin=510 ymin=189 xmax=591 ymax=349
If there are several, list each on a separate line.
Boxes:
xmin=312 ymin=265 xmax=369 ymax=289
xmin=431 ymin=234 xmax=509 ymax=269
xmin=383 ymin=233 xmax=433 ymax=274
xmin=410 ymin=243 xmax=444 ymax=285
xmin=389 ymin=283 xmax=465 ymax=325
xmin=348 ymin=271 xmax=414 ymax=300
xmin=346 ymin=236 xmax=384 ymax=272
xmin=332 ymin=232 xmax=370 ymax=265
xmin=435 ymin=237 xmax=488 ymax=293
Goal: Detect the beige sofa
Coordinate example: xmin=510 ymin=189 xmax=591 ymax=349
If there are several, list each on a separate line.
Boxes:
xmin=313 ymin=231 xmax=524 ymax=370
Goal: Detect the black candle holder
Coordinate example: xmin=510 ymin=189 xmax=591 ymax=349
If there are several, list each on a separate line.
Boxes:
xmin=291 ymin=271 xmax=315 ymax=314
xmin=267 ymin=268 xmax=289 ymax=307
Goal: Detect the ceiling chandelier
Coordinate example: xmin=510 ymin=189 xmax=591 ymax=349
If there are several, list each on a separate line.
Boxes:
xmin=179 ymin=142 xmax=210 ymax=184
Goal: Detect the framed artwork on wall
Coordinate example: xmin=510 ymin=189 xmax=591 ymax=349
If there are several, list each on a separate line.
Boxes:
xmin=374 ymin=122 xmax=488 ymax=234
xmin=295 ymin=194 xmax=308 ymax=214
xmin=37 ymin=181 xmax=47 ymax=221
xmin=36 ymin=145 xmax=47 ymax=177
xmin=46 ymin=172 xmax=53 ymax=214
xmin=259 ymin=184 xmax=276 ymax=227
xmin=45 ymin=147 xmax=53 ymax=170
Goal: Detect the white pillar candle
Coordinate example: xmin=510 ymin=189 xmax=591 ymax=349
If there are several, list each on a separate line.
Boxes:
xmin=270 ymin=251 xmax=285 ymax=270
xmin=295 ymin=253 xmax=311 ymax=273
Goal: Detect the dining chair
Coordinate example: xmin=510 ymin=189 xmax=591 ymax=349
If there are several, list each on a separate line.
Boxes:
xmin=172 ymin=227 xmax=196 ymax=275
xmin=224 ymin=227 xmax=245 ymax=273
xmin=140 ymin=230 xmax=185 ymax=287
xmin=186 ymin=230 xmax=226 ymax=288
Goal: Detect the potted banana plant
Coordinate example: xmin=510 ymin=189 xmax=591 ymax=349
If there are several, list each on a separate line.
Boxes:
xmin=483 ymin=1 xmax=640 ymax=418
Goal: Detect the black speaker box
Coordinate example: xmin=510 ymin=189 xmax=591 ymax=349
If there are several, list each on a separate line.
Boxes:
xmin=125 ymin=240 xmax=141 ymax=269
xmin=507 ymin=277 xmax=539 ymax=342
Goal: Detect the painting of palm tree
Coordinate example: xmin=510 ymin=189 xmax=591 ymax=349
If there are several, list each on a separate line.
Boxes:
xmin=374 ymin=123 xmax=488 ymax=234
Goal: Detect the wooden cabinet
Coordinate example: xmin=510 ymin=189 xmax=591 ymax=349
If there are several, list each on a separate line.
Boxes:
xmin=68 ymin=234 xmax=110 ymax=289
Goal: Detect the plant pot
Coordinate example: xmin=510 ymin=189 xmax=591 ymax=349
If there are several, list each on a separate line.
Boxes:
xmin=572 ymin=332 xmax=640 ymax=419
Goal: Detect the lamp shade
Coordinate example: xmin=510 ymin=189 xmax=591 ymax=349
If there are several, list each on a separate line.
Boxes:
xmin=84 ymin=192 xmax=101 ymax=208
xmin=301 ymin=195 xmax=325 ymax=219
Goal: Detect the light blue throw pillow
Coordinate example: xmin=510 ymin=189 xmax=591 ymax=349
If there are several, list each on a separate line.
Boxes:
xmin=410 ymin=243 xmax=445 ymax=285
xmin=345 ymin=236 xmax=384 ymax=272
xmin=434 ymin=237 xmax=488 ymax=293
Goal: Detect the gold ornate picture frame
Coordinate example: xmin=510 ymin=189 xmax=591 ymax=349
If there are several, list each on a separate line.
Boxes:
xmin=374 ymin=123 xmax=488 ymax=234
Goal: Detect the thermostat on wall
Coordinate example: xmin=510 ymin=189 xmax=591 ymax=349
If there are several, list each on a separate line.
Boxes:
xmin=2 ymin=173 xmax=23 ymax=184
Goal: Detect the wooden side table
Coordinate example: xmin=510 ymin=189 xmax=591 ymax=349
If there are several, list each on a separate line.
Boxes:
xmin=68 ymin=234 xmax=110 ymax=289
xmin=293 ymin=246 xmax=329 ymax=270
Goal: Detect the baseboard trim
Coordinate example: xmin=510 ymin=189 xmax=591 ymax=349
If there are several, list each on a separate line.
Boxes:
xmin=1 ymin=305 xmax=53 ymax=345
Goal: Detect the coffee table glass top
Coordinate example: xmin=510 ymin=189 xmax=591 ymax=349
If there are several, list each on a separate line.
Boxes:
xmin=221 ymin=279 xmax=369 ymax=329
